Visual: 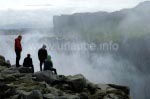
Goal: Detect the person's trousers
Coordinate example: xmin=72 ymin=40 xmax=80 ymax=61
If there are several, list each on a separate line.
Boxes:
xmin=50 ymin=68 xmax=57 ymax=74
xmin=40 ymin=60 xmax=44 ymax=71
xmin=15 ymin=50 xmax=21 ymax=67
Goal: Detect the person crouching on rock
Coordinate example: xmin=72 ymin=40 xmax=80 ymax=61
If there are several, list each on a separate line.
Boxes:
xmin=23 ymin=54 xmax=34 ymax=73
xmin=15 ymin=35 xmax=22 ymax=67
xmin=38 ymin=44 xmax=48 ymax=71
xmin=44 ymin=55 xmax=57 ymax=74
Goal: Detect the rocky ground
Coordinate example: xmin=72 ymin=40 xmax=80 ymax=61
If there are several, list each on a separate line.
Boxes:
xmin=0 ymin=55 xmax=131 ymax=99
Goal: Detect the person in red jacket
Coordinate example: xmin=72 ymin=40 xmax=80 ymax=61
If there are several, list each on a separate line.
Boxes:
xmin=15 ymin=35 xmax=22 ymax=67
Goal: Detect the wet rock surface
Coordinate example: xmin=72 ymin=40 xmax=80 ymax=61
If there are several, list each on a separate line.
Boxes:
xmin=0 ymin=55 xmax=131 ymax=99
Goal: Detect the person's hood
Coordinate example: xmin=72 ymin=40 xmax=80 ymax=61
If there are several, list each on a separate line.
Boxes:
xmin=47 ymin=55 xmax=51 ymax=61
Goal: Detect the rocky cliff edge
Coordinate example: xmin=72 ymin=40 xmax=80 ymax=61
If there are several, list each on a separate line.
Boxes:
xmin=0 ymin=55 xmax=131 ymax=99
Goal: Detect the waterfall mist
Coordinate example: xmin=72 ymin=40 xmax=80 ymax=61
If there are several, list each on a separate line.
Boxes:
xmin=0 ymin=30 xmax=149 ymax=99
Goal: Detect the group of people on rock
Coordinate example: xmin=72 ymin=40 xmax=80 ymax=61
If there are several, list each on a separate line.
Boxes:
xmin=14 ymin=35 xmax=57 ymax=74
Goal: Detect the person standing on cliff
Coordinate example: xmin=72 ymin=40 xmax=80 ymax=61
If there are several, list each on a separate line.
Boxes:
xmin=15 ymin=35 xmax=22 ymax=67
xmin=38 ymin=45 xmax=48 ymax=71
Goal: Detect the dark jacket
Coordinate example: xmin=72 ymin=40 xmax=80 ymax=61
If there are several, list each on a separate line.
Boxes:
xmin=44 ymin=59 xmax=53 ymax=70
xmin=23 ymin=57 xmax=33 ymax=67
xmin=15 ymin=38 xmax=22 ymax=52
xmin=23 ymin=56 xmax=34 ymax=73
xmin=38 ymin=48 xmax=48 ymax=61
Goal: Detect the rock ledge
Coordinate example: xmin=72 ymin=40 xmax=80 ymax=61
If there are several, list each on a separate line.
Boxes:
xmin=0 ymin=55 xmax=131 ymax=99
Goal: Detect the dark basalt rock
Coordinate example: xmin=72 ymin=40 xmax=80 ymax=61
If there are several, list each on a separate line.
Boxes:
xmin=0 ymin=82 xmax=17 ymax=99
xmin=18 ymin=67 xmax=33 ymax=73
xmin=0 ymin=55 xmax=5 ymax=61
xmin=0 ymin=55 xmax=131 ymax=99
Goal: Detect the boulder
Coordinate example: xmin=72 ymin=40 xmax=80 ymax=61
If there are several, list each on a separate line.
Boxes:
xmin=43 ymin=93 xmax=57 ymax=99
xmin=78 ymin=92 xmax=89 ymax=99
xmin=43 ymin=93 xmax=80 ymax=99
xmin=0 ymin=74 xmax=4 ymax=81
xmin=2 ymin=74 xmax=17 ymax=81
xmin=1 ymin=67 xmax=19 ymax=74
xmin=107 ymin=84 xmax=130 ymax=95
xmin=63 ymin=94 xmax=80 ymax=99
xmin=29 ymin=90 xmax=43 ymax=99
xmin=0 ymin=66 xmax=8 ymax=72
xmin=89 ymin=88 xmax=106 ymax=99
xmin=0 ymin=82 xmax=16 ymax=99
xmin=0 ymin=55 xmax=5 ymax=61
xmin=96 ymin=84 xmax=110 ymax=90
xmin=1 ymin=67 xmax=20 ymax=82
xmin=0 ymin=55 xmax=11 ymax=67
xmin=18 ymin=67 xmax=33 ymax=73
xmin=66 ymin=74 xmax=87 ymax=92
xmin=0 ymin=59 xmax=11 ymax=67
xmin=103 ymin=93 xmax=125 ymax=99
xmin=17 ymin=90 xmax=43 ymax=99
xmin=33 ymin=70 xmax=58 ymax=84
xmin=87 ymin=82 xmax=97 ymax=94
xmin=10 ymin=95 xmax=21 ymax=99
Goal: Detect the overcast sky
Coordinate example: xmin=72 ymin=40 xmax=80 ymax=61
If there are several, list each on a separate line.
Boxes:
xmin=0 ymin=0 xmax=149 ymax=13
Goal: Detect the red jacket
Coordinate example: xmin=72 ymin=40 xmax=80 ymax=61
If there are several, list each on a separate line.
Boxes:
xmin=15 ymin=38 xmax=22 ymax=52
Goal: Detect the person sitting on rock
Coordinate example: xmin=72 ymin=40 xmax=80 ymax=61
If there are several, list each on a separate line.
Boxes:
xmin=44 ymin=55 xmax=57 ymax=74
xmin=23 ymin=54 xmax=34 ymax=73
